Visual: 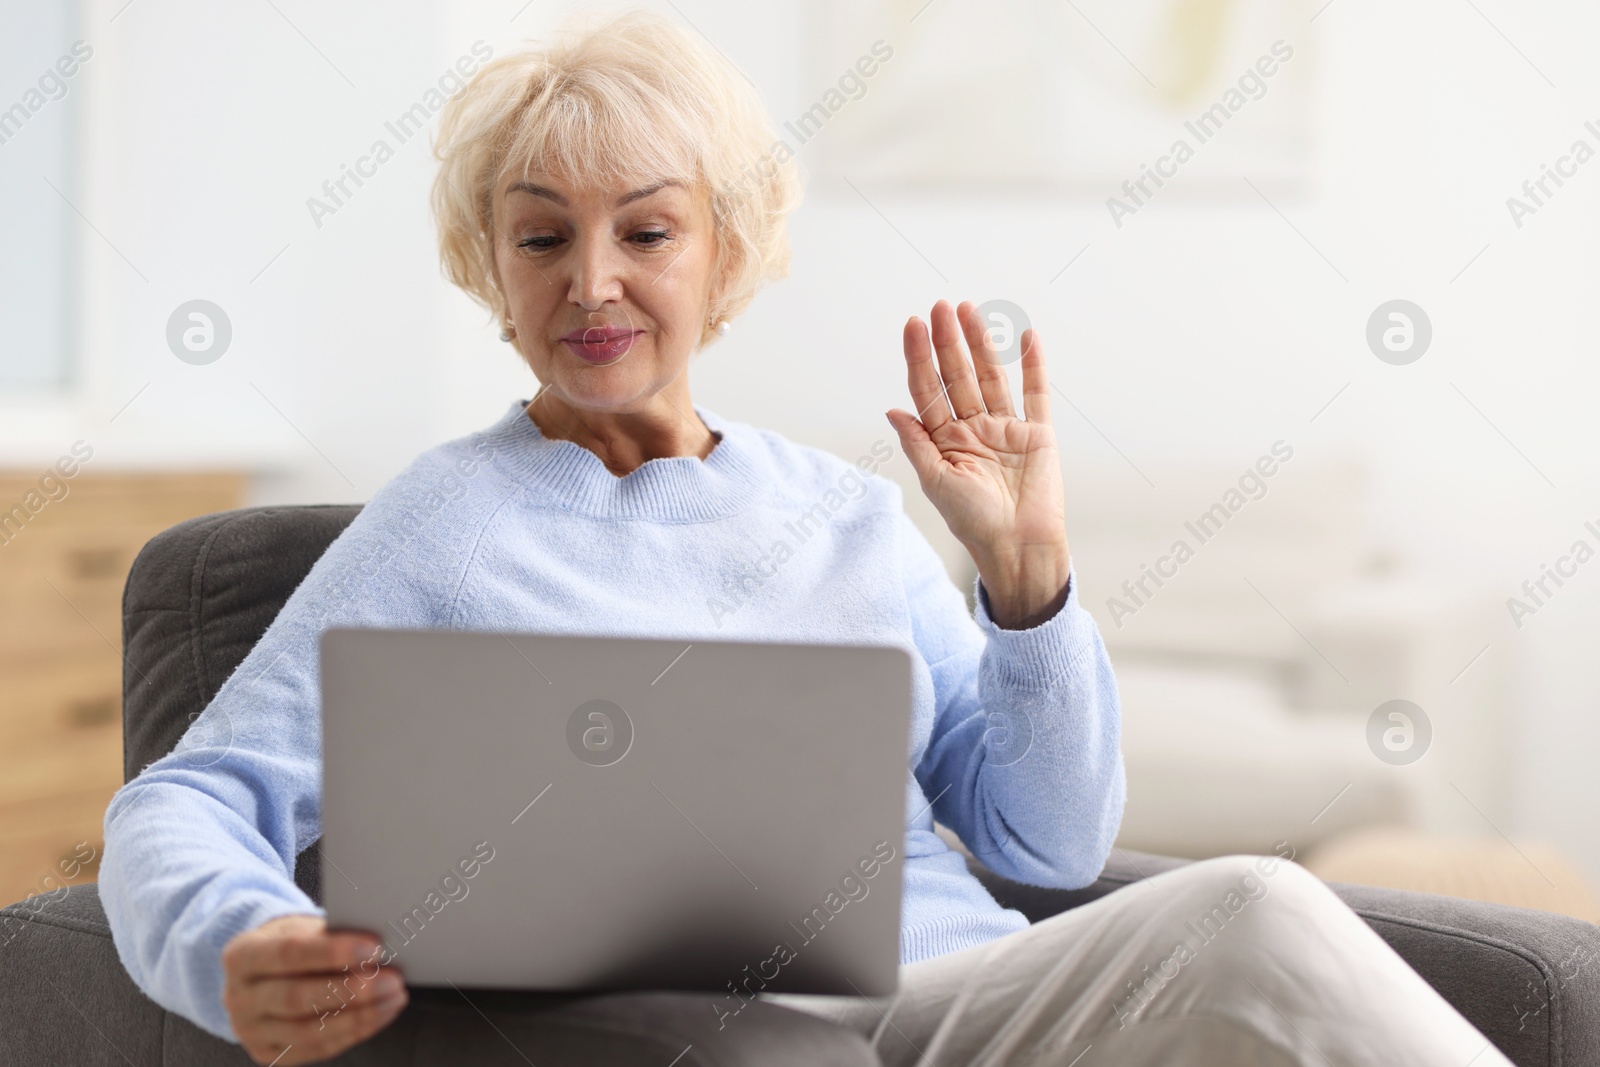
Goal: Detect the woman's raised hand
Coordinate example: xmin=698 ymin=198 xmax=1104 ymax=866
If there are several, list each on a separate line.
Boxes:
xmin=886 ymin=300 xmax=1071 ymax=630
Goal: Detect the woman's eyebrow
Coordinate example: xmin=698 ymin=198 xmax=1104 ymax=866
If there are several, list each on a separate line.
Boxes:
xmin=502 ymin=180 xmax=681 ymax=208
xmin=615 ymin=180 xmax=681 ymax=206
xmin=506 ymin=181 xmax=566 ymax=205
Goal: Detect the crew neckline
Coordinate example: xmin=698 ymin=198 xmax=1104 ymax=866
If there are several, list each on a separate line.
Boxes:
xmin=480 ymin=399 xmax=770 ymax=521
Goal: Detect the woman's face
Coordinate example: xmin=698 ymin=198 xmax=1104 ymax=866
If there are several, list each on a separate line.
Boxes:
xmin=493 ymin=170 xmax=719 ymax=414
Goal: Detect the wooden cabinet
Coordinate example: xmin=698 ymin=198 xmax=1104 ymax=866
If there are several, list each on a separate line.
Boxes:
xmin=0 ymin=472 xmax=245 ymax=907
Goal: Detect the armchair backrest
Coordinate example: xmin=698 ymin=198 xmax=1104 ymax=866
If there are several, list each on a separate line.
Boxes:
xmin=121 ymin=504 xmax=362 ymax=899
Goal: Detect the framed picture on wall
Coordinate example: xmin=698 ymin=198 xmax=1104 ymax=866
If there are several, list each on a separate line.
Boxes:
xmin=803 ymin=0 xmax=1313 ymax=197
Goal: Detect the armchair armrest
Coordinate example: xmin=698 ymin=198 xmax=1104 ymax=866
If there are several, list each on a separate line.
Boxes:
xmin=967 ymin=848 xmax=1600 ymax=1067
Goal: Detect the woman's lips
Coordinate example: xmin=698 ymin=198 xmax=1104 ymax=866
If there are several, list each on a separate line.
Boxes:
xmin=560 ymin=327 xmax=640 ymax=364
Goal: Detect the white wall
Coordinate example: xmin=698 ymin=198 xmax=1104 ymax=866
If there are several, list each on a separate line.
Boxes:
xmin=10 ymin=0 xmax=1597 ymax=872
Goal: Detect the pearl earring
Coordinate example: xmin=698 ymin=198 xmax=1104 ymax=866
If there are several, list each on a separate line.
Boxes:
xmin=499 ymin=323 xmax=515 ymax=342
xmin=714 ymin=319 xmax=731 ymax=336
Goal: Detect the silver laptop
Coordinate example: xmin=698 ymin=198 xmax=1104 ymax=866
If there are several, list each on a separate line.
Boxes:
xmin=319 ymin=628 xmax=911 ymax=997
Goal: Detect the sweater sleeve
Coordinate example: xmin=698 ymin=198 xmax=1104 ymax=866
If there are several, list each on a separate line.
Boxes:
xmin=901 ymin=511 xmax=1125 ymax=889
xmin=98 ymin=448 xmax=504 ymax=1042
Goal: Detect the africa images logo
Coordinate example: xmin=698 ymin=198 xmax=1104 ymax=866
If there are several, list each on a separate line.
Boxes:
xmin=566 ymin=699 xmax=633 ymax=767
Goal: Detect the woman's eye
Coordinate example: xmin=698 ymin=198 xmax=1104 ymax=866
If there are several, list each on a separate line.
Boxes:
xmin=516 ymin=232 xmax=667 ymax=250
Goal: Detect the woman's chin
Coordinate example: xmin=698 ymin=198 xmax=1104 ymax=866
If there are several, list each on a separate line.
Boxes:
xmin=543 ymin=372 xmax=666 ymax=414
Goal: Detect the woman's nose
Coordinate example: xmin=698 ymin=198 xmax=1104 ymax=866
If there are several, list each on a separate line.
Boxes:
xmin=566 ymin=233 xmax=626 ymax=310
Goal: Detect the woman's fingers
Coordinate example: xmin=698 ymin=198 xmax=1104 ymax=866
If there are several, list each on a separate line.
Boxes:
xmin=224 ymin=918 xmax=376 ymax=982
xmin=904 ymin=300 xmax=1048 ymax=426
xmin=240 ymin=988 xmax=406 ymax=1066
xmin=253 ymin=966 xmax=404 ymax=1021
xmin=1019 ymin=329 xmax=1051 ymax=425
xmin=224 ymin=917 xmax=407 ymax=1065
xmin=902 ymin=316 xmax=952 ymax=433
xmin=956 ymin=300 xmax=1015 ymax=418
xmin=929 ymin=300 xmax=985 ymax=420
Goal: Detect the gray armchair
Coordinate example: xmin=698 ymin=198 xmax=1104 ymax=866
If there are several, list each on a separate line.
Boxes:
xmin=2 ymin=505 xmax=1596 ymax=1065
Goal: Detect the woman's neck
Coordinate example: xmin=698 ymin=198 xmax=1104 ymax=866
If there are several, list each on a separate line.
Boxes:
xmin=524 ymin=387 xmax=719 ymax=477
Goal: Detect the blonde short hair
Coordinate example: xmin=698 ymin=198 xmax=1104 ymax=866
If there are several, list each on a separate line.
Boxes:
xmin=432 ymin=9 xmax=802 ymax=347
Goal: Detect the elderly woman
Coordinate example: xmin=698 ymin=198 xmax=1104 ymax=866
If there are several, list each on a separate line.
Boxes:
xmin=101 ymin=11 xmax=1511 ymax=1067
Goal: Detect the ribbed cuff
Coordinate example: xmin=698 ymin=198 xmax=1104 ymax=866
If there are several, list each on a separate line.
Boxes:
xmin=899 ymin=910 xmax=1029 ymax=966
xmin=972 ymin=567 xmax=1101 ymax=691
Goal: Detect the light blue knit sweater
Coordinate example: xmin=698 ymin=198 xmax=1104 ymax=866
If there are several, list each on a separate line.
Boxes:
xmin=99 ymin=400 xmax=1125 ymax=1042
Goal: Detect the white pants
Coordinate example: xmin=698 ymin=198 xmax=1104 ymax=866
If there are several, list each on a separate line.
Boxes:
xmin=765 ymin=855 xmax=1512 ymax=1066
